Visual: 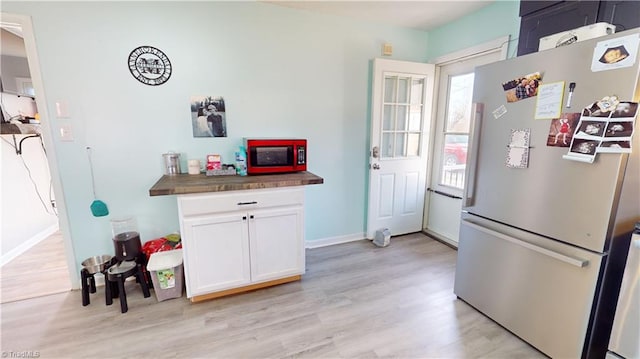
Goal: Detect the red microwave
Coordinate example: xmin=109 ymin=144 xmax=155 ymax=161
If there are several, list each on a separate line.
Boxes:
xmin=244 ymin=138 xmax=307 ymax=175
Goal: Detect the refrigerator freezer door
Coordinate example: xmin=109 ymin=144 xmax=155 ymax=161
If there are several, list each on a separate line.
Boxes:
xmin=454 ymin=215 xmax=604 ymax=358
xmin=466 ymin=30 xmax=640 ymax=253
xmin=607 ymin=231 xmax=640 ymax=359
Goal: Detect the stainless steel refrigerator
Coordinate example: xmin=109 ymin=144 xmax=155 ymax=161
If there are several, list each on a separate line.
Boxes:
xmin=454 ymin=28 xmax=640 ymax=359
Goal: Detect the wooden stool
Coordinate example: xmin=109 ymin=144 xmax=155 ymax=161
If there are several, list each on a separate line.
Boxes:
xmin=105 ymin=261 xmax=150 ymax=313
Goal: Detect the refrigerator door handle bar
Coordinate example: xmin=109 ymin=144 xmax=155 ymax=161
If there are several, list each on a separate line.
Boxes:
xmin=463 ymin=220 xmax=589 ymax=268
xmin=463 ymin=103 xmax=483 ymax=207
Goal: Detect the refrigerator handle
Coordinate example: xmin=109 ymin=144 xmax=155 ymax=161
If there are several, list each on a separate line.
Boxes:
xmin=462 ymin=220 xmax=589 ymax=268
xmin=463 ymin=103 xmax=483 ymax=207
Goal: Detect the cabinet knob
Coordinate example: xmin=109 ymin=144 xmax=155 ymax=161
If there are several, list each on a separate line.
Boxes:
xmin=250 ymin=215 xmax=254 ymax=219
xmin=242 ymin=216 xmax=247 ymax=220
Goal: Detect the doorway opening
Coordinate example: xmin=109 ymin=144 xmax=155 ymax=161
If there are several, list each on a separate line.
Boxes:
xmin=0 ymin=16 xmax=72 ymax=303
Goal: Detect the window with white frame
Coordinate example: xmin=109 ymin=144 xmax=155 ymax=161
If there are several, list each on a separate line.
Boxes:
xmin=439 ymin=72 xmax=474 ymax=189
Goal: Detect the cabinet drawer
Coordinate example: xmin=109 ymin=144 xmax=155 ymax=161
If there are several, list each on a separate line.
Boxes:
xmin=178 ymin=187 xmax=304 ymax=217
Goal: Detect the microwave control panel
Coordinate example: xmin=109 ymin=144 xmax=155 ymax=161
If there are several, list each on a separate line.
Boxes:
xmin=297 ymin=146 xmax=306 ymax=165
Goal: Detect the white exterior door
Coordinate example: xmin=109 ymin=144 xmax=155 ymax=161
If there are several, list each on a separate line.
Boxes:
xmin=366 ymin=59 xmax=435 ymax=239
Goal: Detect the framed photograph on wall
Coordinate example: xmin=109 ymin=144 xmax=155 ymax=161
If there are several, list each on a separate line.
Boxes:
xmin=190 ymin=96 xmax=227 ymax=137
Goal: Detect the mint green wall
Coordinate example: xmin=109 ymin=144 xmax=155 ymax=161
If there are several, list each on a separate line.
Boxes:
xmin=2 ymin=2 xmax=429 ymax=273
xmin=426 ymin=0 xmax=521 ymax=61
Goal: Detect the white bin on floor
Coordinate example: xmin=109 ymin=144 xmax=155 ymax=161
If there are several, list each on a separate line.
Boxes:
xmin=373 ymin=228 xmax=391 ymax=247
xmin=147 ymin=249 xmax=184 ymax=301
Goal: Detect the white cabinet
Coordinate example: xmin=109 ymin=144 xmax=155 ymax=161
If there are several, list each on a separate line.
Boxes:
xmin=249 ymin=206 xmax=304 ymax=282
xmin=178 ymin=187 xmax=305 ymax=300
xmin=181 ymin=213 xmax=251 ymax=296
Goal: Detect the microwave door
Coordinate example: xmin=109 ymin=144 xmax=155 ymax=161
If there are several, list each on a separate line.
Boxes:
xmin=254 ymin=146 xmax=292 ymax=167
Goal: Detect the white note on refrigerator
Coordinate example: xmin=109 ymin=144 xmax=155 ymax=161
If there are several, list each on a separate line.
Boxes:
xmin=535 ymin=82 xmax=565 ymax=119
xmin=506 ymin=129 xmax=531 ymax=168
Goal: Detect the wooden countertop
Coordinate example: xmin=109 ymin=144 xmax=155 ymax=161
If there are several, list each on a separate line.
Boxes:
xmin=149 ymin=171 xmax=324 ymax=196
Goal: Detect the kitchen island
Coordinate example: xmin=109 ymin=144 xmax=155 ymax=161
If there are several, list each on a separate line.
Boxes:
xmin=149 ymin=171 xmax=323 ymax=302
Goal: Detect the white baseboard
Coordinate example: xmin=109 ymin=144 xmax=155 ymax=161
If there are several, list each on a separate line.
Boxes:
xmin=305 ymin=232 xmax=366 ymax=249
xmin=422 ymin=228 xmax=458 ymax=249
xmin=1 ymin=224 xmax=59 ymax=267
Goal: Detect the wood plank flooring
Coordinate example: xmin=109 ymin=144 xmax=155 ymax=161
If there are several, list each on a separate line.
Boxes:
xmin=0 ymin=231 xmax=71 ymax=304
xmin=0 ymin=233 xmax=546 ymax=358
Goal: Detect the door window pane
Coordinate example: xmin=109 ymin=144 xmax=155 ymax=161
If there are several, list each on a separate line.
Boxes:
xmin=383 ymin=105 xmax=394 ymax=130
xmin=442 ymin=135 xmax=468 ymax=165
xmin=441 ymin=134 xmax=468 ymax=188
xmin=384 ymin=76 xmax=396 ymax=103
xmin=396 ymin=105 xmax=408 ymax=131
xmin=445 ymin=73 xmax=474 ymax=133
xmin=408 ymin=105 xmax=422 ymax=131
xmin=382 ymin=132 xmax=393 ymax=158
xmin=410 ymin=79 xmax=424 ymax=104
xmin=380 ymin=74 xmax=425 ymax=159
xmin=407 ymin=133 xmax=420 ymax=157
xmin=440 ymin=72 xmax=473 ymax=189
xmin=395 ymin=133 xmax=406 ymax=157
xmin=398 ymin=77 xmax=409 ymax=103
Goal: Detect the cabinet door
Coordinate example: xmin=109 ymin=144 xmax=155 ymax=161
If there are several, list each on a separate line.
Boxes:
xmin=517 ymin=1 xmax=599 ymax=56
xmin=248 ymin=206 xmax=304 ymax=283
xmin=597 ymin=0 xmax=640 ymax=32
xmin=182 ymin=213 xmax=251 ymax=297
xmin=519 ymin=1 xmax=562 ymax=17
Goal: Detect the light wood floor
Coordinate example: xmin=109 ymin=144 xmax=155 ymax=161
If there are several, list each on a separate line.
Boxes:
xmin=0 ymin=233 xmax=546 ymax=358
xmin=0 ymin=231 xmax=71 ymax=304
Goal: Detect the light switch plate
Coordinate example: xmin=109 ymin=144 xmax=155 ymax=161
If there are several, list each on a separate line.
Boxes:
xmin=59 ymin=125 xmax=74 ymax=141
xmin=56 ymin=101 xmax=70 ymax=118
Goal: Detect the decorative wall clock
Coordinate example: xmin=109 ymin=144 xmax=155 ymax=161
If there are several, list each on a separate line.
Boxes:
xmin=128 ymin=46 xmax=172 ymax=86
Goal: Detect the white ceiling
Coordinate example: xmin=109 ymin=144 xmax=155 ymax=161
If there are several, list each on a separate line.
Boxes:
xmin=1 ymin=1 xmax=494 ymax=58
xmin=264 ymin=0 xmax=495 ymax=31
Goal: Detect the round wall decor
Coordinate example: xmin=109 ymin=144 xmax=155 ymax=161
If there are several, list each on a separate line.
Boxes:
xmin=128 ymin=46 xmax=172 ymax=86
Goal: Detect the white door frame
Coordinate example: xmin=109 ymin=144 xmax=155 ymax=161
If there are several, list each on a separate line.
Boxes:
xmin=2 ymin=12 xmax=79 ymax=288
xmin=423 ymin=36 xmax=510 ymax=247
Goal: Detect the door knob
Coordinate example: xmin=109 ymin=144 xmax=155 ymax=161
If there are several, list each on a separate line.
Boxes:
xmin=372 ymin=163 xmax=380 ymax=170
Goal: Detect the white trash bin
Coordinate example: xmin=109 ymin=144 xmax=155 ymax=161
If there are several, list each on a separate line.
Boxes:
xmin=147 ymin=249 xmax=184 ymax=301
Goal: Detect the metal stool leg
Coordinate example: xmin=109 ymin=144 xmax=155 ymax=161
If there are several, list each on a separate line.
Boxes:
xmin=89 ymin=275 xmax=96 ymax=293
xmin=117 ymin=276 xmax=128 ymax=313
xmin=105 ymin=276 xmax=113 ymax=306
xmin=81 ymin=269 xmax=90 ymax=306
xmin=136 ymin=265 xmax=151 ymax=298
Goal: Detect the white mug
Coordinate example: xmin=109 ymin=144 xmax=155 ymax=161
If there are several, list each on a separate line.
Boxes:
xmin=188 ymin=159 xmax=201 ymax=175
